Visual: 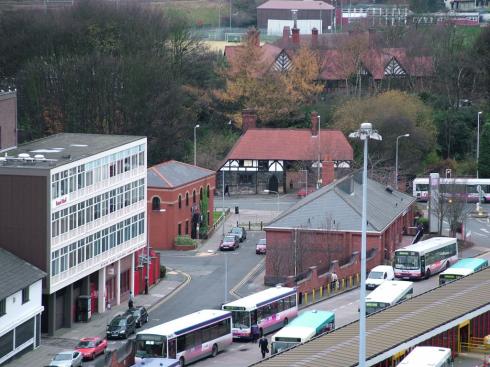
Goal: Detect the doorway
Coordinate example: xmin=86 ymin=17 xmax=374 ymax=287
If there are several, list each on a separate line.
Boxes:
xmin=268 ymin=175 xmax=279 ymax=193
xmin=458 ymin=320 xmax=470 ymax=352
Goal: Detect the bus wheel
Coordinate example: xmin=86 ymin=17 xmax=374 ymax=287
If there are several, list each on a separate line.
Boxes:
xmin=425 ymin=269 xmax=431 ymax=280
xmin=179 ymin=357 xmax=185 ymax=367
xmin=212 ymin=344 xmax=218 ymax=357
xmin=284 ymin=318 xmax=289 ymax=326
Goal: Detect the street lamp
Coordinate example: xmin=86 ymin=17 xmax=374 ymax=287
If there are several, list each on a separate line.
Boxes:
xmin=146 ymin=208 xmax=166 ymax=295
xmin=395 ymin=134 xmax=410 ymax=189
xmin=194 ymin=124 xmax=200 ymax=166
xmin=477 ymin=111 xmax=483 ymax=179
xmin=349 ymin=122 xmax=382 ymax=367
xmin=317 ymin=115 xmax=321 ymax=189
xmin=264 ymin=189 xmax=279 ymax=213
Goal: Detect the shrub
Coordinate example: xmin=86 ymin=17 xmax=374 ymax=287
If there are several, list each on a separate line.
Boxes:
xmin=174 ymin=235 xmax=198 ymax=247
xmin=160 ymin=265 xmax=166 ymax=279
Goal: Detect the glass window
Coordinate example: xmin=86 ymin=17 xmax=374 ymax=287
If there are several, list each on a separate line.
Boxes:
xmin=21 ymin=287 xmax=29 ymax=304
xmin=186 ymin=193 xmax=189 ymax=206
xmin=152 ymin=197 xmax=161 ymax=211
xmin=0 ymin=298 xmax=5 ymax=316
xmin=178 ymin=195 xmax=182 ymax=209
xmin=193 ymin=190 xmax=196 ymax=204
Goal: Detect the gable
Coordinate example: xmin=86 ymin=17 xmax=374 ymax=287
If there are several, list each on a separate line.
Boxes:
xmin=385 ymin=57 xmax=407 ymax=77
xmin=272 ymin=50 xmax=293 ymax=72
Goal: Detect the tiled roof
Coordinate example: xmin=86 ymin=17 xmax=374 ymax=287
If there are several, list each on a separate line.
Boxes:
xmin=0 ymin=248 xmax=45 ymax=300
xmin=224 ymin=43 xmax=283 ymax=76
xmin=225 ymin=129 xmax=353 ymax=162
xmin=147 ymin=160 xmax=215 ymax=189
xmin=257 ymin=0 xmax=334 ymax=10
xmin=266 ymin=172 xmax=415 ymax=233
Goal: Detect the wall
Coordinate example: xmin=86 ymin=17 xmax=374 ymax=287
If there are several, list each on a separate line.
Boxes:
xmin=0 ymin=92 xmax=17 ymax=151
xmin=257 ymin=8 xmax=333 ymax=31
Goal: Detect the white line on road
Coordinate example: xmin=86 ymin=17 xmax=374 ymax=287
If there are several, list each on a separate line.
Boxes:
xmin=473 ymin=232 xmax=486 ymax=237
xmin=480 ymin=228 xmax=489 ymax=233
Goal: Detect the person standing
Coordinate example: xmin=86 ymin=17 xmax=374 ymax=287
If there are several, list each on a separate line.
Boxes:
xmin=128 ymin=291 xmax=135 ymax=309
xmin=259 ymin=336 xmax=269 ymax=358
xmin=331 ymin=271 xmax=338 ymax=291
xmin=224 ymin=184 xmax=230 ymax=197
xmin=251 ymin=324 xmax=259 ymax=343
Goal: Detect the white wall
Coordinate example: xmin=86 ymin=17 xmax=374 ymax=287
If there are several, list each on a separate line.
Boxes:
xmin=267 ymin=19 xmax=323 ymax=36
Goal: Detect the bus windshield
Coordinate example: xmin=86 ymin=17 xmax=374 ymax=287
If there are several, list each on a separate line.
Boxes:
xmin=231 ymin=311 xmax=250 ymax=329
xmin=135 ymin=337 xmax=167 ymax=359
xmin=395 ymin=252 xmax=420 ymax=270
xmin=366 ymin=302 xmax=388 ymax=315
xmin=271 ymin=341 xmax=296 ymax=354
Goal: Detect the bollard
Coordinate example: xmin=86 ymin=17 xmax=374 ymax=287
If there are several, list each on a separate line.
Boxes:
xmin=342 ymin=279 xmax=346 ymax=290
xmin=248 ymin=221 xmax=251 ymax=230
xmin=320 ymin=286 xmax=323 ymax=298
xmin=312 ymin=288 xmax=316 ymax=301
xmin=357 ymin=273 xmax=360 ymax=285
xmin=349 ymin=276 xmax=353 ymax=288
xmin=327 ymin=284 xmax=331 ymax=296
xmin=305 ymin=292 xmax=308 ymax=304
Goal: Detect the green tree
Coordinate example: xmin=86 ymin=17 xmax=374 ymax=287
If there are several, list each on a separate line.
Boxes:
xmin=479 ymin=122 xmax=490 ymax=178
xmin=199 ymin=186 xmax=209 ymax=238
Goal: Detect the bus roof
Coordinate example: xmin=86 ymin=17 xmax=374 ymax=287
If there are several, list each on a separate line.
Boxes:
xmin=398 ymin=346 xmax=451 ymax=366
xmin=287 ymin=310 xmax=334 ymax=330
xmin=413 ymin=177 xmax=490 ymax=185
xmin=448 ymin=258 xmax=487 ymax=270
xmin=365 ymin=281 xmax=413 ymax=305
xmin=222 ymin=286 xmax=296 ymax=311
xmin=272 ymin=326 xmax=316 ymax=342
xmin=396 ymin=237 xmax=456 ymax=254
xmin=136 ymin=309 xmax=230 ymax=338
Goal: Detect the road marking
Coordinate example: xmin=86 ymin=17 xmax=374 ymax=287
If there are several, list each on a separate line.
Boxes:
xmin=480 ymin=228 xmax=489 ymax=233
xmin=473 ymin=232 xmax=485 ymax=237
xmin=229 ymin=258 xmax=265 ymax=299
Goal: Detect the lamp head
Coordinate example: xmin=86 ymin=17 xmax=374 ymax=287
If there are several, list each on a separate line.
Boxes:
xmin=195 ymin=124 xmax=200 ymax=128
xmin=263 ymin=190 xmax=270 ymax=193
xmin=478 ymin=111 xmax=483 ymax=115
xmin=404 ymin=133 xmax=410 ymax=137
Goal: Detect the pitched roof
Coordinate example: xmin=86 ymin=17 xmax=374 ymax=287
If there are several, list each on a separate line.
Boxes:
xmin=257 ymin=0 xmax=334 ymax=10
xmin=266 ymin=172 xmax=415 ymax=233
xmin=147 ymin=160 xmax=215 ymax=189
xmin=224 ymin=43 xmax=283 ymax=76
xmin=225 ymin=129 xmax=353 ymax=162
xmin=0 ymin=248 xmax=46 ymax=300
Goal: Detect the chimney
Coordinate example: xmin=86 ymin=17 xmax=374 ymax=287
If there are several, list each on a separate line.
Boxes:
xmin=310 ymin=111 xmax=319 ymax=136
xmin=242 ymin=109 xmax=257 ymax=132
xmin=292 ymin=27 xmax=300 ymax=45
xmin=282 ymin=26 xmax=290 ymax=45
xmin=322 ymin=155 xmax=335 ymax=186
xmin=311 ymin=28 xmax=318 ymax=48
xmin=247 ymin=28 xmax=260 ymax=47
xmin=368 ymin=28 xmax=375 ymax=48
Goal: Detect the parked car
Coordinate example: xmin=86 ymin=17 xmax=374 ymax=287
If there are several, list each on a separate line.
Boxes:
xmin=48 ymin=351 xmax=83 ymax=367
xmin=220 ymin=235 xmax=240 ymax=251
xmin=125 ymin=306 xmax=149 ymax=328
xmin=106 ymin=313 xmax=136 ymax=339
xmin=75 ymin=336 xmax=107 ymax=360
xmin=366 ymin=265 xmax=395 ymax=290
xmin=256 ymin=238 xmax=267 ymax=254
xmin=229 ymin=226 xmax=247 ymax=242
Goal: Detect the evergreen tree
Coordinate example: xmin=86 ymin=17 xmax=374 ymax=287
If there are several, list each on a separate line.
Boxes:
xmin=478 ymin=122 xmax=490 ymax=178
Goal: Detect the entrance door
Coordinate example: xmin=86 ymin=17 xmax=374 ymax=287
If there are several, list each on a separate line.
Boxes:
xmin=56 ymin=292 xmax=64 ymax=330
xmin=458 ymin=320 xmax=470 ymax=352
xmin=168 ymin=338 xmax=177 ymax=359
xmin=268 ymin=175 xmax=279 ymax=193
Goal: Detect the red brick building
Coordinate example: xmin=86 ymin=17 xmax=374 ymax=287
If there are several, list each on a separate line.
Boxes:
xmin=147 ymin=160 xmax=215 ymax=250
xmin=264 ymin=171 xmax=415 ymax=285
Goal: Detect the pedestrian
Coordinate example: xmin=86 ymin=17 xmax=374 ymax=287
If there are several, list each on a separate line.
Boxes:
xmin=251 ymin=324 xmax=259 ymax=343
xmin=224 ymin=184 xmax=230 ymax=197
xmin=331 ymin=271 xmax=338 ymax=291
xmin=128 ymin=291 xmax=134 ymax=309
xmin=259 ymin=336 xmax=269 ymax=358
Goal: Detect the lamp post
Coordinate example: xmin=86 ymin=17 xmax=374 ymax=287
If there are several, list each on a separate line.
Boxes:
xmin=264 ymin=189 xmax=279 ymax=213
xmin=477 ymin=111 xmax=482 ymax=179
xmin=349 ymin=122 xmax=382 ymax=367
xmin=300 ymin=169 xmax=308 ymax=197
xmin=146 ymin=208 xmax=166 ymax=295
xmin=194 ymin=124 xmax=200 ymax=166
xmin=317 ymin=115 xmax=321 ymax=189
xmin=395 ymin=134 xmax=410 ymax=189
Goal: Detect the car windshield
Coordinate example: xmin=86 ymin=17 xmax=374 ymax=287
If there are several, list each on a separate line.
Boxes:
xmin=110 ymin=318 xmax=126 ymax=326
xmin=224 ymin=236 xmax=236 ymax=242
xmin=130 ymin=309 xmax=140 ymax=316
xmin=368 ymin=271 xmax=384 ymax=279
xmin=231 ymin=228 xmax=241 ymax=234
xmin=258 ymin=239 xmax=266 ymax=245
xmin=77 ymin=341 xmax=96 ymax=348
xmin=53 ymin=353 xmax=72 ymax=361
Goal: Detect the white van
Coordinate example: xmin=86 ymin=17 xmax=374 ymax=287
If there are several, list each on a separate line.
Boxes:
xmin=366 ymin=265 xmax=395 ymax=290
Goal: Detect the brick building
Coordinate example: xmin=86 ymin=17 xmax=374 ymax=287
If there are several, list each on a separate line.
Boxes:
xmin=0 ymin=91 xmax=17 ymax=152
xmin=264 ymin=171 xmax=415 ymax=285
xmin=147 ymin=161 xmax=216 ymax=250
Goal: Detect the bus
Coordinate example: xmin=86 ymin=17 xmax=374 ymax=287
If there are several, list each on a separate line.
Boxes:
xmin=394 ymin=237 xmax=458 ymax=280
xmin=365 ymin=281 xmax=413 ymax=315
xmin=271 ymin=310 xmax=335 ymax=355
xmin=134 ymin=309 xmax=232 ymax=367
xmin=222 ymin=286 xmax=298 ymax=339
xmin=397 ymin=346 xmax=453 ymax=367
xmin=412 ymin=177 xmax=490 ymax=203
xmin=439 ymin=258 xmax=488 ymax=285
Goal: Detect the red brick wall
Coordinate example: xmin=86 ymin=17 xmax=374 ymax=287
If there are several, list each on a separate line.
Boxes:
xmin=148 ymin=175 xmax=215 ymax=250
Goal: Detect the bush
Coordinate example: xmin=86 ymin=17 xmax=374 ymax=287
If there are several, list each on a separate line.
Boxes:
xmin=174 ymin=235 xmax=198 ymax=247
xmin=160 ymin=265 xmax=166 ymax=279
xmin=417 ymin=216 xmax=429 ymax=231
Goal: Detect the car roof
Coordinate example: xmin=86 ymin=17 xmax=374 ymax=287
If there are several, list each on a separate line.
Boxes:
xmin=80 ymin=337 xmax=99 ymax=341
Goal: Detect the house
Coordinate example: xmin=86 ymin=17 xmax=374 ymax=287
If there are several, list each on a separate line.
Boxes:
xmin=219 ymin=110 xmax=353 ymax=194
xmin=264 ymin=171 xmax=415 ymax=285
xmin=257 ymin=0 xmax=335 ymax=35
xmin=0 ymin=133 xmax=149 ymax=335
xmin=0 ymin=90 xmax=17 ymax=152
xmin=147 ymin=160 xmax=216 ymax=250
xmin=0 ymin=248 xmax=45 ymax=365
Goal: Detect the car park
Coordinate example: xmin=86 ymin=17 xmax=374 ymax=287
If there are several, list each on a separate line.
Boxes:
xmin=256 ymin=239 xmax=267 ymax=254
xmin=48 ymin=351 xmax=83 ymax=367
xmin=125 ymin=306 xmax=149 ymax=328
xmin=106 ymin=313 xmax=136 ymax=339
xmin=220 ymin=235 xmax=240 ymax=251
xmin=229 ymin=226 xmax=247 ymax=242
xmin=75 ymin=336 xmax=107 ymax=360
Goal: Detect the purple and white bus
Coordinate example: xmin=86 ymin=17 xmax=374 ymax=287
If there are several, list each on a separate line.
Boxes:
xmin=222 ymin=286 xmax=298 ymax=339
xmin=412 ymin=177 xmax=490 ymax=203
xmin=135 ymin=309 xmax=232 ymax=367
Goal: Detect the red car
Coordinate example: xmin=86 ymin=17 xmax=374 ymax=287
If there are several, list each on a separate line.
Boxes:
xmin=75 ymin=337 xmax=107 ymax=360
xmin=297 ymin=187 xmax=316 ymax=198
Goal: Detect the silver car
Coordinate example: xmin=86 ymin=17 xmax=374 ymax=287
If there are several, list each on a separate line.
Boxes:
xmin=48 ymin=351 xmax=83 ymax=367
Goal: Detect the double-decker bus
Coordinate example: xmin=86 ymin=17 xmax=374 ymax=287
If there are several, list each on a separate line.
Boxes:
xmin=365 ymin=281 xmax=413 ymax=315
xmin=394 ymin=237 xmax=458 ymax=280
xmin=134 ymin=309 xmax=232 ymax=367
xmin=412 ymin=177 xmax=490 ymax=202
xmin=271 ymin=310 xmax=335 ymax=355
xmin=222 ymin=286 xmax=298 ymax=339
xmin=397 ymin=346 xmax=453 ymax=367
xmin=439 ymin=258 xmax=488 ymax=285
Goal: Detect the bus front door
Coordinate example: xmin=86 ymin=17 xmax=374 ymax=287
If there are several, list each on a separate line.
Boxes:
xmin=168 ymin=338 xmax=177 ymax=359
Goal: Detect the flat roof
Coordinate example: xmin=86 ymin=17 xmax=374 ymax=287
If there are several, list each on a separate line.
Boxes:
xmin=0 ymin=133 xmax=145 ymax=170
xmin=251 ymin=266 xmax=490 ymax=367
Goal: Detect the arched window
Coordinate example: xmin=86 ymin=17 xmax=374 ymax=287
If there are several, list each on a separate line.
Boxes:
xmin=193 ymin=190 xmax=196 ymax=203
xmin=152 ymin=196 xmax=161 ymax=211
xmin=207 ymin=185 xmax=210 ymax=198
xmin=186 ymin=192 xmax=189 ymax=206
xmin=199 ymin=187 xmax=203 ymax=201
xmin=178 ymin=195 xmax=182 ymax=209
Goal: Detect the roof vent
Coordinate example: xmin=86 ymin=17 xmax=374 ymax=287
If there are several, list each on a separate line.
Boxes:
xmin=18 ymin=153 xmax=30 ymax=159
xmin=34 ymin=154 xmax=46 ymax=160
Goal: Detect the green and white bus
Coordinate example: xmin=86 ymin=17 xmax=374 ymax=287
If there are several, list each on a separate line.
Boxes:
xmin=397 ymin=346 xmax=452 ymax=367
xmin=271 ymin=310 xmax=335 ymax=355
xmin=439 ymin=258 xmax=488 ymax=285
xmin=365 ymin=280 xmax=413 ymax=315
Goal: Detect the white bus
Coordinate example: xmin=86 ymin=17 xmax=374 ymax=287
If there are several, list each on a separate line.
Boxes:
xmin=222 ymin=286 xmax=298 ymax=339
xmin=135 ymin=309 xmax=232 ymax=367
xmin=394 ymin=237 xmax=458 ymax=280
xmin=412 ymin=177 xmax=490 ymax=203
xmin=397 ymin=346 xmax=453 ymax=367
xmin=365 ymin=280 xmax=413 ymax=315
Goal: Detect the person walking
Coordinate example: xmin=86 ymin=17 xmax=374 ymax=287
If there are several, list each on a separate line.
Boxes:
xmin=331 ymin=271 xmax=338 ymax=291
xmin=251 ymin=324 xmax=259 ymax=343
xmin=128 ymin=291 xmax=135 ymax=309
xmin=224 ymin=184 xmax=230 ymax=197
xmin=259 ymin=336 xmax=269 ymax=358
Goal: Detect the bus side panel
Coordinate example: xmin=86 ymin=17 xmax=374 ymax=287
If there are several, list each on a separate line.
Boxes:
xmin=427 ymin=254 xmax=458 ymax=276
xmin=178 ymin=333 xmax=232 ymax=364
xmin=259 ymin=307 xmax=298 ymax=335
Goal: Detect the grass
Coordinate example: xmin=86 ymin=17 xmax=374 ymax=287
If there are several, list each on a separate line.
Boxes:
xmin=152 ymin=2 xmax=225 ymax=28
xmin=213 ymin=210 xmax=224 ymax=223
